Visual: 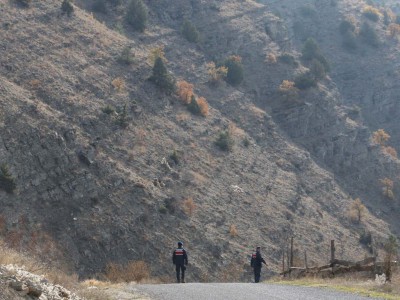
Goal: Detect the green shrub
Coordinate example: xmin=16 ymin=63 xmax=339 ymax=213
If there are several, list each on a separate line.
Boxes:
xmin=278 ymin=54 xmax=298 ymax=66
xmin=125 ymin=0 xmax=148 ymax=32
xmin=294 ymin=72 xmax=317 ymax=90
xmin=224 ymin=56 xmax=244 ymax=86
xmin=309 ymin=59 xmax=326 ymax=80
xmin=92 ymin=0 xmax=107 ymax=13
xmin=342 ymin=31 xmax=358 ymax=51
xmin=15 ymin=0 xmax=31 ymax=7
xmin=301 ymin=38 xmax=330 ymax=74
xmin=116 ymin=104 xmax=129 ymax=128
xmin=102 ymin=105 xmax=115 ymax=115
xmin=149 ymin=57 xmax=176 ymax=94
xmin=299 ymin=5 xmax=317 ymax=18
xmin=243 ymin=137 xmax=250 ymax=148
xmin=215 ymin=131 xmax=234 ymax=152
xmin=117 ymin=46 xmax=135 ymax=65
xmin=360 ymin=22 xmax=380 ymax=47
xmin=187 ymin=95 xmax=201 ymax=115
xmin=159 ymin=205 xmax=167 ymax=214
xmin=169 ymin=150 xmax=181 ymax=165
xmin=363 ymin=7 xmax=380 ymax=22
xmin=182 ymin=19 xmax=200 ymax=43
xmin=0 ymin=164 xmax=16 ymax=194
xmin=61 ymin=0 xmax=74 ymax=16
xmin=339 ymin=20 xmax=355 ymax=35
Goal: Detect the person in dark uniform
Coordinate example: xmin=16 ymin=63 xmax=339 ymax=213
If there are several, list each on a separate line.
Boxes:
xmin=172 ymin=241 xmax=188 ymax=283
xmin=250 ymin=246 xmax=267 ymax=283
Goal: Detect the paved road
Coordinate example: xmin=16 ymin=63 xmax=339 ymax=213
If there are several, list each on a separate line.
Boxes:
xmin=133 ymin=283 xmax=381 ymax=300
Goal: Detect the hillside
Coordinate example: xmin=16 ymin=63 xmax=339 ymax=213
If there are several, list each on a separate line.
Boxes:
xmin=0 ymin=0 xmax=399 ymax=282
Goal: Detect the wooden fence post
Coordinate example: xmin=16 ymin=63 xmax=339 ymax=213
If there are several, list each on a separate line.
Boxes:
xmin=330 ymin=240 xmax=335 ymax=264
xmin=290 ymin=237 xmax=294 ymax=268
xmin=282 ymin=250 xmax=285 ymax=275
xmin=304 ymin=250 xmax=308 ymax=270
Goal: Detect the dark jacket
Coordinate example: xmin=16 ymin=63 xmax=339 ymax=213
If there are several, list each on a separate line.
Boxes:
xmin=251 ymin=251 xmax=266 ymax=268
xmin=172 ymin=247 xmax=188 ymax=265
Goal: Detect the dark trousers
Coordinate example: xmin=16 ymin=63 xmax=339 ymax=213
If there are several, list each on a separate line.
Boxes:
xmin=175 ymin=264 xmax=185 ymax=282
xmin=254 ymin=266 xmax=261 ymax=283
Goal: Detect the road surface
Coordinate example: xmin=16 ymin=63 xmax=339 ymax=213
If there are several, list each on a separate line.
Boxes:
xmin=132 ymin=283 xmax=380 ymax=300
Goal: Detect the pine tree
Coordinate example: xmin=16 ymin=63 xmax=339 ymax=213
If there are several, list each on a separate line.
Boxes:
xmin=149 ymin=57 xmax=175 ymax=94
xmin=187 ymin=95 xmax=201 ymax=115
xmin=125 ymin=0 xmax=148 ymax=32
xmin=224 ymin=56 xmax=244 ymax=86
xmin=182 ymin=19 xmax=200 ymax=43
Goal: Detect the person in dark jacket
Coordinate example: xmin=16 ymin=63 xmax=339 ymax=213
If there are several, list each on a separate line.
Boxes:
xmin=172 ymin=241 xmax=188 ymax=283
xmin=250 ymin=246 xmax=267 ymax=283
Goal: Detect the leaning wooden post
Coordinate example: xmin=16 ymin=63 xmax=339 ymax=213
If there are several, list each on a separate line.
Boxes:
xmin=330 ymin=240 xmax=335 ymax=265
xmin=304 ymin=250 xmax=308 ymax=270
xmin=290 ymin=237 xmax=294 ymax=268
xmin=282 ymin=250 xmax=285 ymax=275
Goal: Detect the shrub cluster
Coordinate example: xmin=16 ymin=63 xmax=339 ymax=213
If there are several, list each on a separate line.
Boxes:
xmin=278 ymin=53 xmax=298 ymax=66
xmin=362 ymin=5 xmax=381 ymax=22
xmin=206 ymin=62 xmax=227 ymax=85
xmin=176 ymin=80 xmax=209 ymax=116
xmin=61 ymin=0 xmax=74 ymax=16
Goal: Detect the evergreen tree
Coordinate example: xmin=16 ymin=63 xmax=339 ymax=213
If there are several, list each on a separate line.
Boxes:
xmin=182 ymin=19 xmax=200 ymax=43
xmin=0 ymin=164 xmax=16 ymax=194
xmin=125 ymin=0 xmax=148 ymax=32
xmin=224 ymin=57 xmax=244 ymax=86
xmin=149 ymin=57 xmax=176 ymax=94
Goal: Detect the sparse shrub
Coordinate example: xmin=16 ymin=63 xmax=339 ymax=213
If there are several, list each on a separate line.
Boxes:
xmin=125 ymin=0 xmax=148 ymax=32
xmin=388 ymin=23 xmax=400 ymax=38
xmin=102 ymin=105 xmax=115 ymax=115
xmin=215 ymin=130 xmax=234 ymax=152
xmin=148 ymin=46 xmax=167 ymax=65
xmin=111 ymin=77 xmax=125 ymax=92
xmin=117 ymin=46 xmax=135 ymax=65
xmin=278 ymin=53 xmax=298 ymax=66
xmin=183 ymin=197 xmax=196 ymax=216
xmin=384 ymin=235 xmax=398 ymax=281
xmin=299 ymin=5 xmax=317 ymax=18
xmin=383 ymin=146 xmax=398 ymax=159
xmin=294 ymin=72 xmax=317 ymax=90
xmin=224 ymin=55 xmax=244 ymax=86
xmin=105 ymin=261 xmax=150 ymax=283
xmin=177 ymin=80 xmax=194 ymax=104
xmin=342 ymin=31 xmax=358 ymax=51
xmin=149 ymin=57 xmax=176 ymax=94
xmin=92 ymin=0 xmax=107 ymax=13
xmin=116 ymin=104 xmax=129 ymax=128
xmin=266 ymin=53 xmax=277 ymax=64
xmin=229 ymin=224 xmax=238 ymax=237
xmin=360 ymin=22 xmax=380 ymax=47
xmin=206 ymin=62 xmax=227 ymax=84
xmin=159 ymin=205 xmax=167 ymax=214
xmin=279 ymin=80 xmax=298 ymax=100
xmin=181 ymin=19 xmax=200 ymax=43
xmin=15 ymin=0 xmax=31 ymax=7
xmin=0 ymin=164 xmax=16 ymax=194
xmin=264 ymin=23 xmax=272 ymax=37
xmin=380 ymin=178 xmax=394 ymax=200
xmin=349 ymin=198 xmax=366 ymax=223
xmin=243 ymin=137 xmax=250 ymax=147
xmin=372 ymin=129 xmax=390 ymax=146
xmin=359 ymin=230 xmax=373 ymax=253
xmin=61 ymin=0 xmax=74 ymax=17
xmin=169 ymin=150 xmax=181 ymax=165
xmin=339 ymin=19 xmax=356 ymax=35
xmin=197 ymin=97 xmax=209 ymax=116
xmin=187 ymin=95 xmax=201 ymax=116
xmin=363 ymin=5 xmax=382 ymax=22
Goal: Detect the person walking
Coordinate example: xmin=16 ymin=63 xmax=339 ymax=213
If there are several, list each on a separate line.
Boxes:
xmin=250 ymin=246 xmax=267 ymax=283
xmin=172 ymin=241 xmax=188 ymax=283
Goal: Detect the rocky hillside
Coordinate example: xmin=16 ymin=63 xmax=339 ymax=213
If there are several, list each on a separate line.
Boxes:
xmin=0 ymin=0 xmax=399 ymax=281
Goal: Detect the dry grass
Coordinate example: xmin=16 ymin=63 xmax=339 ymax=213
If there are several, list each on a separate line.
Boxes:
xmin=183 ymin=197 xmax=196 ymax=216
xmin=105 ymin=261 xmax=150 ymax=283
xmin=229 ymin=224 xmax=238 ymax=237
xmin=271 ymin=270 xmax=400 ymax=300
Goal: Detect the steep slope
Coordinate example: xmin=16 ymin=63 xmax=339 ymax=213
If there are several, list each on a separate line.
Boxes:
xmin=0 ymin=0 xmax=395 ymax=281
